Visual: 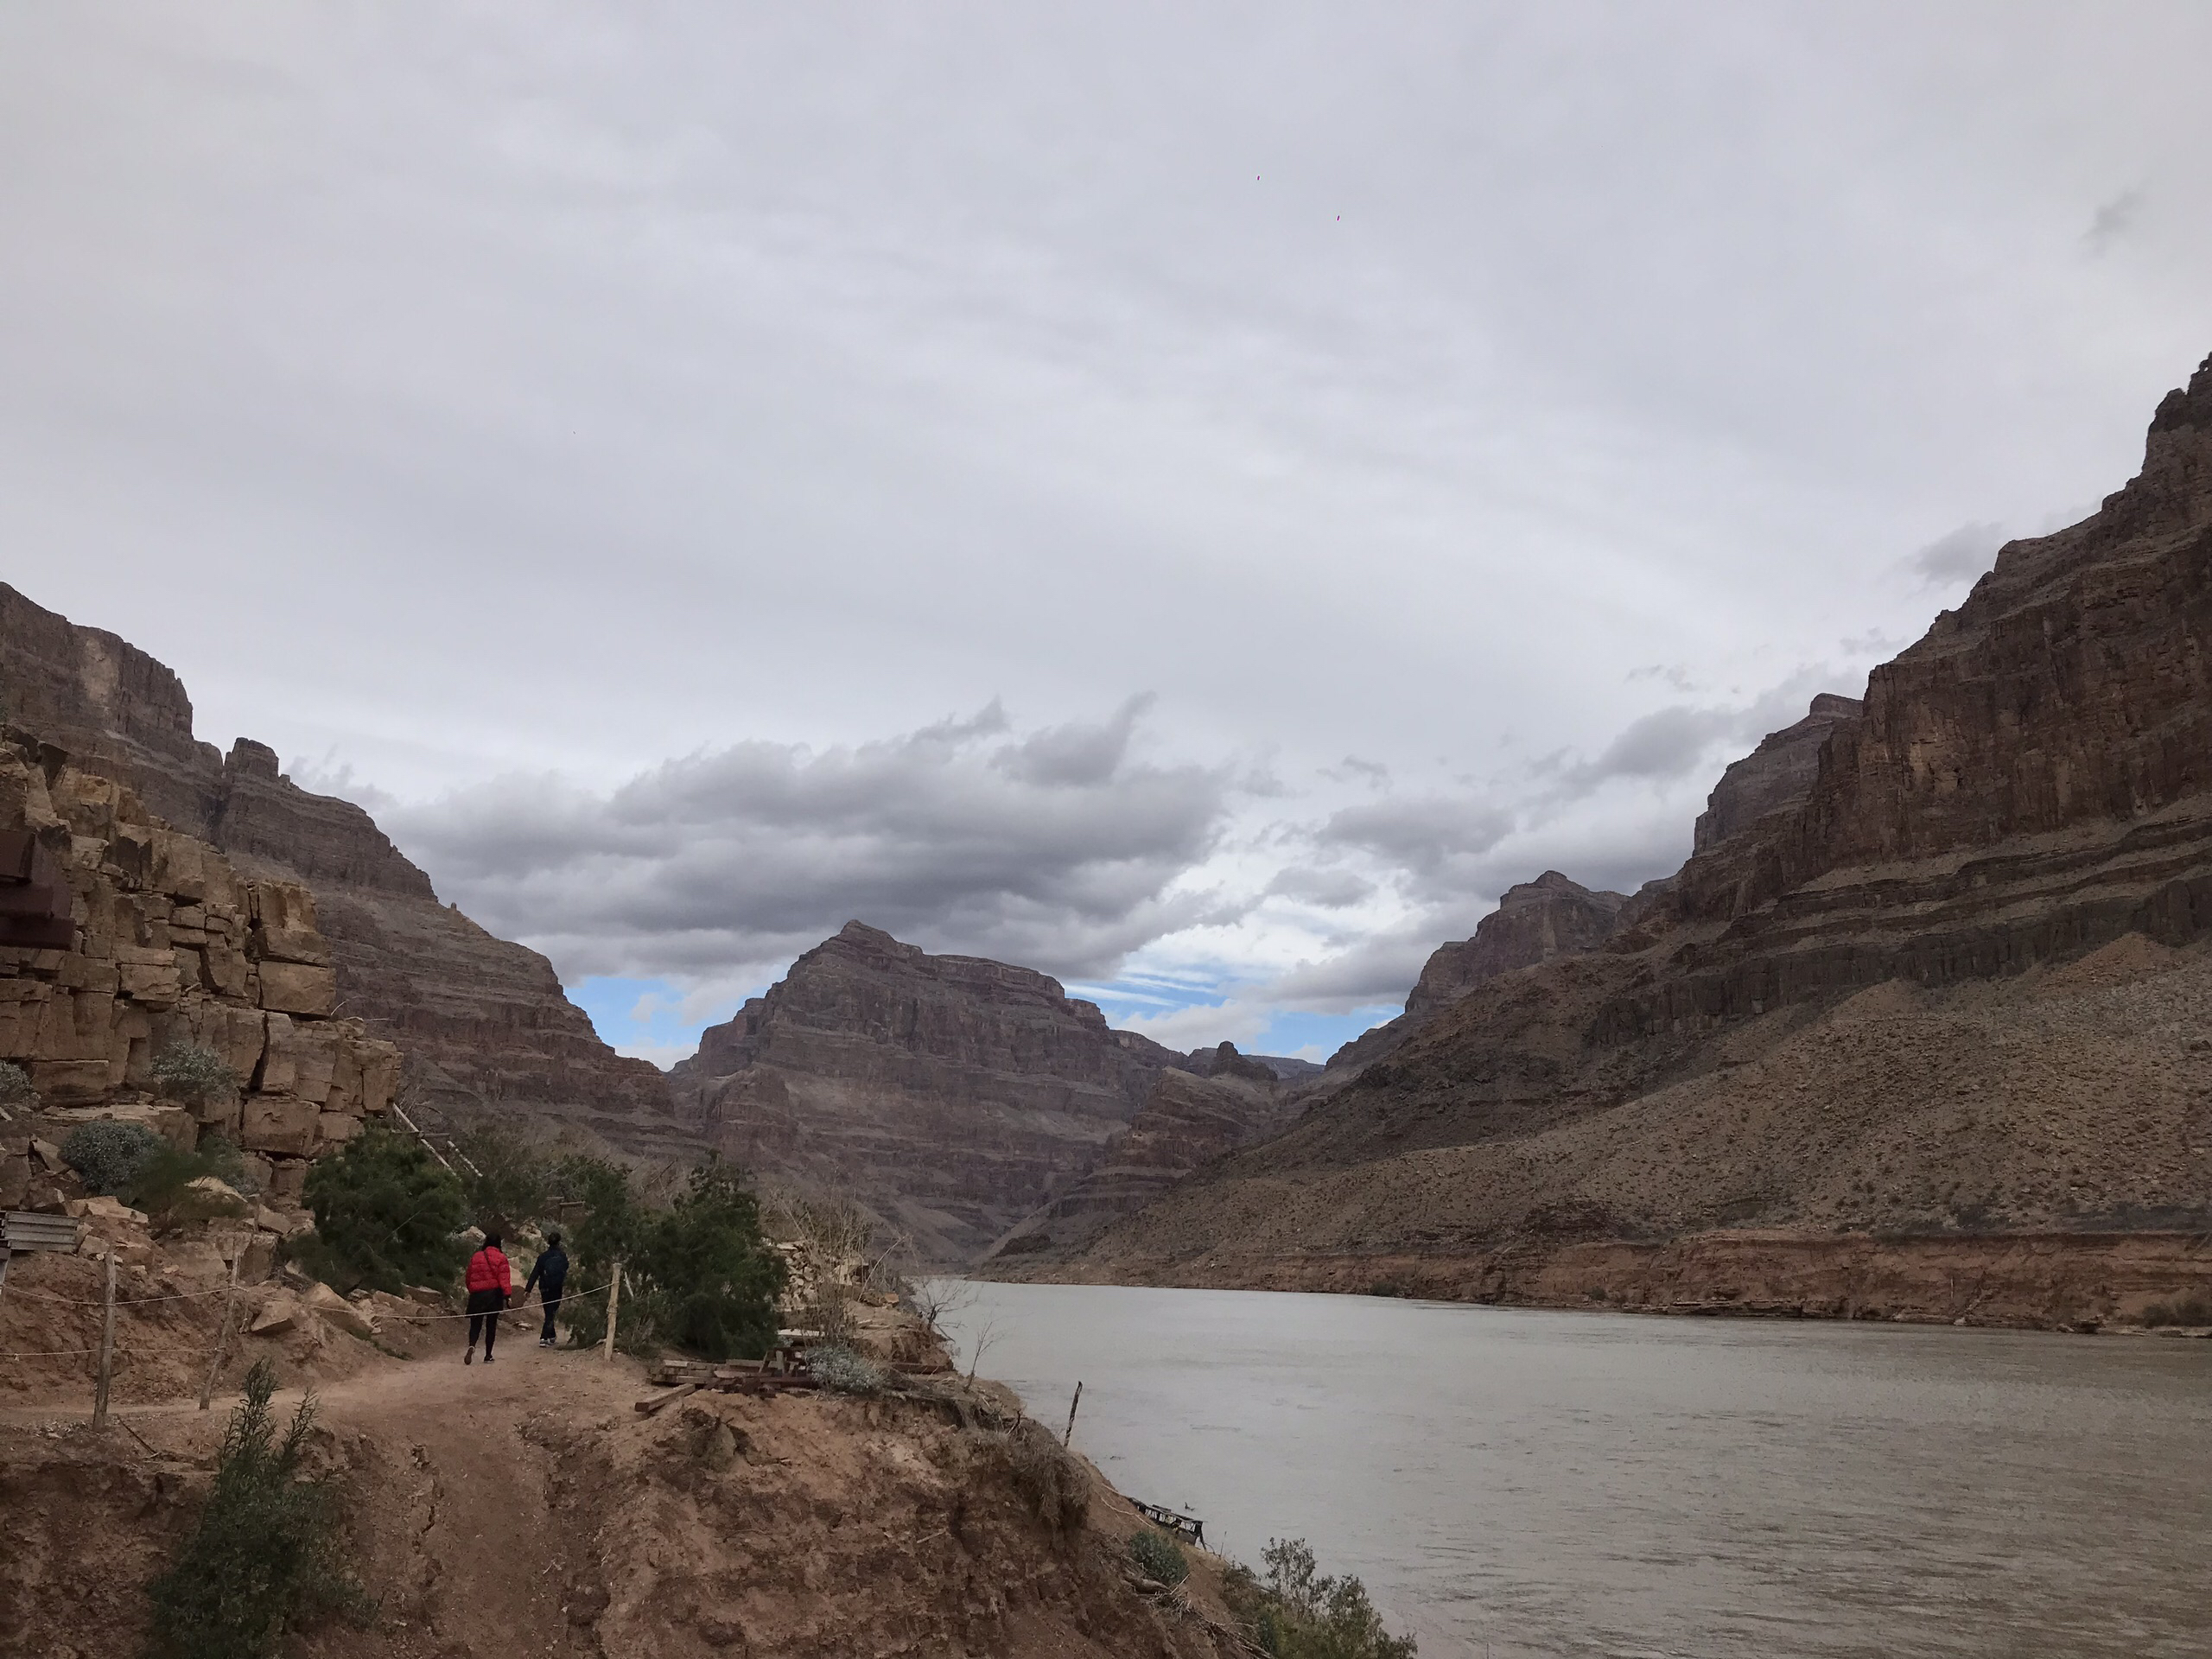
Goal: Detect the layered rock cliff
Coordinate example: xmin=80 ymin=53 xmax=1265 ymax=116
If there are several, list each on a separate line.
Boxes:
xmin=0 ymin=727 xmax=401 ymax=1211
xmin=671 ymin=922 xmax=1200 ymax=1262
xmin=982 ymin=1059 xmax=1300 ymax=1268
xmin=0 ymin=584 xmax=688 ymax=1159
xmin=1052 ymin=349 xmax=2212 ymax=1325
xmin=1329 ymin=871 xmax=1630 ymax=1068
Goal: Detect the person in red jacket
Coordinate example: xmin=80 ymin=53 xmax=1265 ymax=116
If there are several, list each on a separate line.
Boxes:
xmin=463 ymin=1231 xmax=512 ymax=1364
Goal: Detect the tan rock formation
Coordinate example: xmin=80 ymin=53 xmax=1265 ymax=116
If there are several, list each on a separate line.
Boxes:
xmin=0 ymin=582 xmax=688 ymax=1159
xmin=1051 ymin=348 xmax=2212 ymax=1326
xmin=0 ymin=725 xmax=400 ymax=1202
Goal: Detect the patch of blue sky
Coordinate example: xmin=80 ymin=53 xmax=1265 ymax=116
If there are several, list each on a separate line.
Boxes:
xmin=1071 ymin=973 xmax=1398 ymax=1064
xmin=569 ymin=975 xmax=740 ymax=1071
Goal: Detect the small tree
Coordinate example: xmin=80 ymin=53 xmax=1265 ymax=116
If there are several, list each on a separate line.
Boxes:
xmin=545 ymin=1153 xmax=648 ymax=1351
xmin=449 ymin=1114 xmax=556 ymax=1235
xmin=635 ymin=1160 xmax=786 ymax=1360
xmin=61 ymin=1119 xmax=164 ymax=1196
xmin=149 ymin=1041 xmax=240 ymax=1109
xmin=129 ymin=1135 xmax=255 ymax=1225
xmin=299 ymin=1127 xmax=470 ymax=1294
xmin=144 ymin=1359 xmax=367 ymax=1658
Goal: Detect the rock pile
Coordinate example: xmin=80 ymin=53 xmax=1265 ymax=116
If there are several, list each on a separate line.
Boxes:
xmin=0 ymin=726 xmax=398 ymax=1211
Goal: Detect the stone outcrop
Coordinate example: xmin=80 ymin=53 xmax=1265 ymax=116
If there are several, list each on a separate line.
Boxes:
xmin=1691 ymin=694 xmax=1862 ymax=850
xmin=1330 ymin=871 xmax=1630 ymax=1068
xmin=0 ymin=583 xmax=687 ymax=1159
xmin=671 ymin=922 xmax=1198 ymax=1262
xmin=0 ymin=727 xmax=399 ymax=1205
xmin=1046 ymin=348 xmax=2212 ymax=1325
xmin=982 ymin=1060 xmax=1299 ymax=1268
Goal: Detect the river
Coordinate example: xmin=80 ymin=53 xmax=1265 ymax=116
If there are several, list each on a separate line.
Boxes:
xmin=934 ymin=1282 xmax=2210 ymax=1657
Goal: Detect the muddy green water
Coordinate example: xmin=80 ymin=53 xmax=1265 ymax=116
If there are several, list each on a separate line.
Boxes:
xmin=937 ymin=1283 xmax=2210 ymax=1658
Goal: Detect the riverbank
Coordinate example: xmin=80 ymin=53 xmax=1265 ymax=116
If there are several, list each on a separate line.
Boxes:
xmin=994 ymin=1225 xmax=2212 ymax=1332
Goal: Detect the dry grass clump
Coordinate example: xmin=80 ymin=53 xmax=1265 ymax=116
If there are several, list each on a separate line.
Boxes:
xmin=984 ymin=1419 xmax=1089 ymax=1537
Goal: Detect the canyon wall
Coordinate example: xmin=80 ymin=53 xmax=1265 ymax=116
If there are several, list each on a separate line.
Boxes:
xmin=670 ymin=922 xmax=1184 ymax=1262
xmin=1049 ymin=349 xmax=2212 ymax=1325
xmin=1329 ymin=870 xmax=1630 ymax=1068
xmin=0 ymin=727 xmax=400 ymax=1210
xmin=0 ymin=585 xmax=690 ymax=1160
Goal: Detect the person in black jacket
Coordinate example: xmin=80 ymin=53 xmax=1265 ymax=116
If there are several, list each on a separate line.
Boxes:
xmin=524 ymin=1231 xmax=569 ymax=1349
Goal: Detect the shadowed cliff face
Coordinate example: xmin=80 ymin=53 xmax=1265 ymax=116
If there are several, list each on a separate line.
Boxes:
xmin=1053 ymin=348 xmax=2212 ymax=1295
xmin=0 ymin=583 xmax=686 ymax=1156
xmin=1329 ymin=871 xmax=1630 ymax=1069
xmin=671 ymin=921 xmax=1184 ymax=1263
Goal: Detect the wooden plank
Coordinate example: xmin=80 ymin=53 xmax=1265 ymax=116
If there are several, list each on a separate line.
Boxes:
xmin=635 ymin=1382 xmax=700 ymax=1416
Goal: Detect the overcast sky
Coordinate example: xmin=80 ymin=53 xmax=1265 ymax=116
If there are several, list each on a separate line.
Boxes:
xmin=6 ymin=3 xmax=2209 ymax=1062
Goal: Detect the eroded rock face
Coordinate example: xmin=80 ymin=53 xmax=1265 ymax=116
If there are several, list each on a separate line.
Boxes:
xmin=982 ymin=1062 xmax=1299 ymax=1268
xmin=1691 ymin=695 xmax=1863 ymax=851
xmin=1056 ymin=348 xmax=2212 ymax=1304
xmin=0 ymin=728 xmax=399 ymax=1199
xmin=1331 ymin=871 xmax=1630 ymax=1068
xmin=671 ymin=922 xmax=1186 ymax=1262
xmin=0 ymin=583 xmax=684 ymax=1156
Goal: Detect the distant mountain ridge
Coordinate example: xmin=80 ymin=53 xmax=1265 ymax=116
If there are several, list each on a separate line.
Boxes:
xmin=667 ymin=921 xmax=1313 ymax=1262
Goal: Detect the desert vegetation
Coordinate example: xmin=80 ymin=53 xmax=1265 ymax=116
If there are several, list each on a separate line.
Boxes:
xmin=1225 ymin=1537 xmax=1419 ymax=1658
xmin=143 ymin=1360 xmax=366 ymax=1658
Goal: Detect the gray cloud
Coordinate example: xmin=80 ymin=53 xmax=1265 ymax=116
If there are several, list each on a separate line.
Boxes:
xmin=2084 ymin=188 xmax=2145 ymax=255
xmin=1902 ymin=521 xmax=2006 ymax=589
xmin=385 ymin=700 xmax=1233 ymax=988
xmin=1317 ymin=794 xmax=1516 ymax=904
xmin=1263 ymin=866 xmax=1378 ymax=909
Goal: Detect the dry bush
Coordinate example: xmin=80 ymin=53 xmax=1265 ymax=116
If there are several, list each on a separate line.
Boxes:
xmin=985 ymin=1419 xmax=1090 ymax=1538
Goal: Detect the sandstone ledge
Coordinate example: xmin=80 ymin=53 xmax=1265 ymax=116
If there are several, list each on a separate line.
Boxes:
xmin=1016 ymin=1228 xmax=2212 ymax=1332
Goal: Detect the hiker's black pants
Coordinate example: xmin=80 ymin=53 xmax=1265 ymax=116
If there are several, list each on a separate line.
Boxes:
xmin=539 ymin=1288 xmax=563 ymax=1343
xmin=467 ymin=1288 xmax=504 ymax=1356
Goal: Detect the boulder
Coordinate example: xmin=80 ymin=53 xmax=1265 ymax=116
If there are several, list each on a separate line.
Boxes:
xmin=248 ymin=880 xmax=331 ymax=967
xmin=248 ymin=1294 xmax=298 ymax=1336
xmin=315 ymin=1111 xmax=361 ymax=1147
xmin=257 ymin=962 xmax=337 ymax=1019
xmin=304 ymin=1281 xmax=376 ymax=1339
xmin=65 ymin=1194 xmax=149 ymax=1225
xmin=182 ymin=1174 xmax=249 ymax=1213
xmin=240 ymin=1094 xmax=317 ymax=1157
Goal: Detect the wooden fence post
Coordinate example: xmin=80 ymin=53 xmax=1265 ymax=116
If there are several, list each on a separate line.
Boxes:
xmin=92 ymin=1249 xmax=117 ymax=1429
xmin=601 ymin=1261 xmax=622 ymax=1362
xmin=1064 ymin=1380 xmax=1083 ymax=1447
xmin=198 ymin=1250 xmax=243 ymax=1410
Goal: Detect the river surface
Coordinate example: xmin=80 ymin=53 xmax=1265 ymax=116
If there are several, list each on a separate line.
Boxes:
xmin=935 ymin=1282 xmax=2211 ymax=1658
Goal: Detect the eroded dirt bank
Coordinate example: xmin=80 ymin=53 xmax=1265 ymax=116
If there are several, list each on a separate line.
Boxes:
xmin=1021 ymin=1226 xmax=2212 ymax=1330
xmin=0 ymin=1255 xmax=1245 ymax=1659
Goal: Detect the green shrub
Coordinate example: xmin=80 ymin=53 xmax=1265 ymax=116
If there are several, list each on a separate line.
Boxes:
xmin=0 ymin=1060 xmax=35 ymax=1112
xmin=1129 ymin=1529 xmax=1189 ymax=1586
xmin=143 ymin=1359 xmax=368 ymax=1658
xmin=299 ymin=1127 xmax=470 ymax=1294
xmin=632 ymin=1160 xmax=786 ymax=1360
xmin=129 ymin=1137 xmax=255 ymax=1224
xmin=61 ymin=1120 xmax=164 ymax=1196
xmin=810 ymin=1343 xmax=887 ymax=1395
xmin=149 ymin=1042 xmax=239 ymax=1108
xmin=545 ymin=1153 xmax=649 ymax=1351
xmin=1225 ymin=1538 xmax=1418 ymax=1658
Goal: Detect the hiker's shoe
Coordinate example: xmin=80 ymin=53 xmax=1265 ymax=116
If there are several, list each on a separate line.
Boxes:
xmin=484 ymin=1352 xmax=495 ymax=1363
xmin=464 ymin=1348 xmax=474 ymax=1364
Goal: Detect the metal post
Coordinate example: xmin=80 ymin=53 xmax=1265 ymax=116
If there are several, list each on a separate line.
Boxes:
xmin=601 ymin=1261 xmax=622 ymax=1362
xmin=198 ymin=1251 xmax=243 ymax=1410
xmin=92 ymin=1249 xmax=117 ymax=1429
xmin=1063 ymin=1379 xmax=1083 ymax=1447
